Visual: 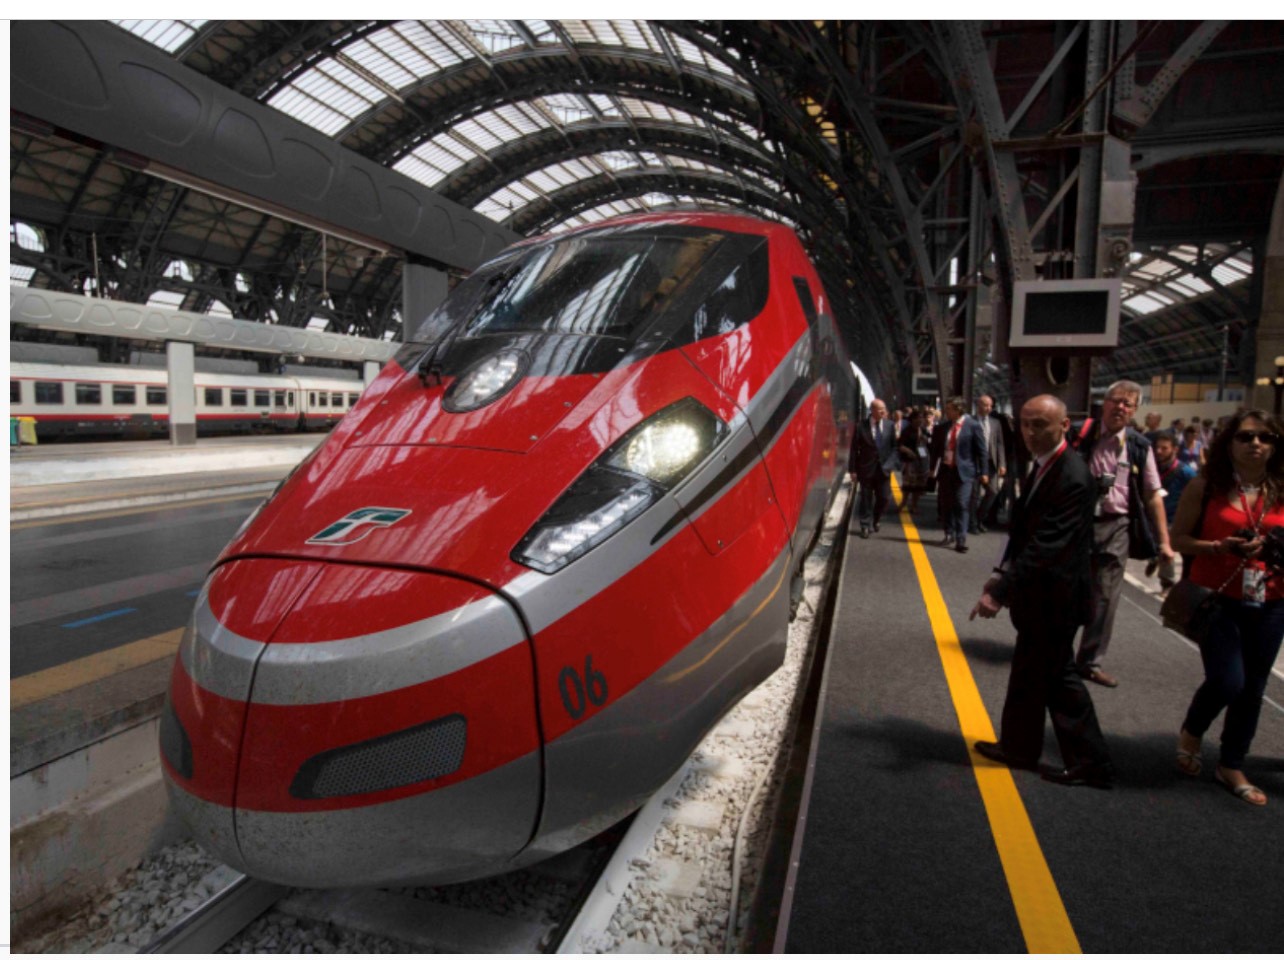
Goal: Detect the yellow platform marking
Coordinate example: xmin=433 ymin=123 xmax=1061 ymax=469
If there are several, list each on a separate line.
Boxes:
xmin=11 ymin=629 xmax=183 ymax=708
xmin=891 ymin=477 xmax=1081 ymax=953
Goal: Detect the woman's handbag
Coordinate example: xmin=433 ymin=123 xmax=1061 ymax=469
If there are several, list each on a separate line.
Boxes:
xmin=1160 ymin=579 xmax=1223 ymax=644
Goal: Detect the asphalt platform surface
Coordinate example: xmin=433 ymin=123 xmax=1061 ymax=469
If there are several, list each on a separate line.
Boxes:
xmin=780 ymin=492 xmax=1284 ymax=953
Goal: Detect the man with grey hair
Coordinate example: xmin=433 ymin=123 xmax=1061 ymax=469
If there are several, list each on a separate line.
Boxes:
xmin=1071 ymin=379 xmax=1176 ymax=687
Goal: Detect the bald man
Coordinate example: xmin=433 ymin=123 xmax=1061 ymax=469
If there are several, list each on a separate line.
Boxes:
xmin=971 ymin=394 xmax=1114 ymax=788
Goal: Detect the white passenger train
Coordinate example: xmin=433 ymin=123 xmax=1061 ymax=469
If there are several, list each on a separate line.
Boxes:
xmin=9 ymin=362 xmax=367 ymax=440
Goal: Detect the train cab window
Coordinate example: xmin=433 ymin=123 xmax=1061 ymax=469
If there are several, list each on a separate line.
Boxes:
xmin=331 ymin=392 xmax=343 ymax=407
xmin=792 ymin=277 xmax=819 ymax=330
xmin=205 ymin=388 xmax=224 ymax=406
xmin=687 ymin=245 xmax=770 ymax=342
xmin=10 ymin=380 xmax=20 ymax=403
xmin=255 ymin=390 xmax=271 ymax=408
xmin=112 ymin=384 xmax=137 ymax=405
xmin=35 ymin=382 xmax=63 ymax=404
xmin=76 ymin=383 xmax=102 ymax=405
xmin=147 ymin=386 xmax=167 ymax=405
xmin=230 ymin=389 xmax=248 ymax=407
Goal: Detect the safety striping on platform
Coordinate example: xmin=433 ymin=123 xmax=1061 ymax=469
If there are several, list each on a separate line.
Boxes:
xmin=62 ymin=607 xmax=137 ymax=629
xmin=891 ymin=477 xmax=1081 ymax=954
xmin=11 ymin=628 xmax=183 ymax=708
xmin=10 ymin=562 xmax=210 ymax=627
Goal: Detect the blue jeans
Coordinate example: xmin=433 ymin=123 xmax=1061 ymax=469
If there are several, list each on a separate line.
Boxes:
xmin=1182 ymin=598 xmax=1284 ymax=770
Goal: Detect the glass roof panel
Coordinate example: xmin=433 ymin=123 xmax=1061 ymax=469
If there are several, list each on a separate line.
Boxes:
xmin=112 ymin=19 xmax=207 ymax=53
xmin=10 ymin=264 xmax=36 ymax=286
xmin=1123 ymin=294 xmax=1168 ymax=315
xmin=458 ymin=20 xmax=526 ymax=55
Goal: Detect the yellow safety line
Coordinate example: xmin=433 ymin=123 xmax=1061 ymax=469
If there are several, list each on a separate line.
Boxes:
xmin=890 ymin=476 xmax=1081 ymax=953
xmin=11 ymin=628 xmax=184 ymax=708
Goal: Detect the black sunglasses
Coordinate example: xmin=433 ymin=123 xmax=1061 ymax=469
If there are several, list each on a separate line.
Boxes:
xmin=1233 ymin=430 xmax=1278 ymax=445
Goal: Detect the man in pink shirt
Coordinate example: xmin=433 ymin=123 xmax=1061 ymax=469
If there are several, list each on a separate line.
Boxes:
xmin=1073 ymin=380 xmax=1176 ymax=686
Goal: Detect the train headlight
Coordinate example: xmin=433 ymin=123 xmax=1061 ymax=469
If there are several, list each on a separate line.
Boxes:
xmin=513 ymin=398 xmax=725 ymax=573
xmin=444 ymin=350 xmax=529 ymax=412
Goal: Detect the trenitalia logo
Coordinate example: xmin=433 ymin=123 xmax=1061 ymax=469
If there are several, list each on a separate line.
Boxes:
xmin=306 ymin=507 xmax=412 ymax=546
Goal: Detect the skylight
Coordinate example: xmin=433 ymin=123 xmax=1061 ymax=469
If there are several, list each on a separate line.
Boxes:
xmin=1120 ymin=244 xmax=1253 ymax=319
xmin=112 ymin=19 xmax=207 ymax=53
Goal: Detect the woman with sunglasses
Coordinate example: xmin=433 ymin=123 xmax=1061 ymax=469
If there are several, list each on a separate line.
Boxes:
xmin=1170 ymin=409 xmax=1284 ymax=806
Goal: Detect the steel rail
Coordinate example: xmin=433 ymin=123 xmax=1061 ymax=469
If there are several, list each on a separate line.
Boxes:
xmin=143 ymin=874 xmax=288 ymax=954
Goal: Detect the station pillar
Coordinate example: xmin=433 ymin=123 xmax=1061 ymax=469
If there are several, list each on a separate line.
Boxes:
xmin=402 ymin=260 xmax=450 ymax=341
xmin=1250 ymin=172 xmax=1284 ymax=412
xmin=166 ymin=341 xmax=196 ymax=446
xmin=363 ymin=361 xmax=381 ymax=385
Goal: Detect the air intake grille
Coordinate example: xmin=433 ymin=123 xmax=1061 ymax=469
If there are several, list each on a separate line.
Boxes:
xmin=290 ymin=714 xmax=467 ymax=799
xmin=159 ymin=697 xmax=193 ymax=780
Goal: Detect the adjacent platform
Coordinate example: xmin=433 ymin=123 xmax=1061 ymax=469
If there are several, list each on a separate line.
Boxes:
xmin=777 ymin=491 xmax=1284 ymax=952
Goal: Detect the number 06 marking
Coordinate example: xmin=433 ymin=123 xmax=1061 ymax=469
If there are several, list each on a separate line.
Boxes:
xmin=558 ymin=655 xmax=609 ymax=720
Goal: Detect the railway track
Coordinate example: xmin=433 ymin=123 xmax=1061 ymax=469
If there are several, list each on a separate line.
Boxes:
xmin=140 ymin=820 xmax=630 ymax=953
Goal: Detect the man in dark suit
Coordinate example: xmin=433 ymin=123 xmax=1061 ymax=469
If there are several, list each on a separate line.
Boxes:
xmin=971 ymin=394 xmax=1007 ymax=534
xmin=936 ymin=397 xmax=988 ymax=553
xmin=970 ymin=394 xmax=1114 ymax=788
xmin=848 ymin=398 xmax=900 ymax=538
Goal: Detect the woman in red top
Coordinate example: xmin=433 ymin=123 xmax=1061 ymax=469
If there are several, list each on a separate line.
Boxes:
xmin=1170 ymin=409 xmax=1284 ymax=806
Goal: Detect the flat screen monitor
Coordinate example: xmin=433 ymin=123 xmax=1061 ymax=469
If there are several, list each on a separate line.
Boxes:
xmin=1008 ymin=278 xmax=1121 ymax=351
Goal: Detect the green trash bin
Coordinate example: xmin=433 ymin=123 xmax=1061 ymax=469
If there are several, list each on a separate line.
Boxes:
xmin=10 ymin=418 xmax=18 ymax=447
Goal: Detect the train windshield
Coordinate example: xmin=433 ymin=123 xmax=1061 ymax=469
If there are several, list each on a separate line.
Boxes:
xmin=402 ymin=232 xmax=723 ymax=347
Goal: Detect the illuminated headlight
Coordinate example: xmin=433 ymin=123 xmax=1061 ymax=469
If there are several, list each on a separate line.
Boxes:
xmin=444 ymin=350 xmax=529 ymax=412
xmin=514 ymin=398 xmax=726 ymax=573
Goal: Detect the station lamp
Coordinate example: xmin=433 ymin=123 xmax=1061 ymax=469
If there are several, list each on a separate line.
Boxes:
xmin=1254 ymin=355 xmax=1284 ymax=415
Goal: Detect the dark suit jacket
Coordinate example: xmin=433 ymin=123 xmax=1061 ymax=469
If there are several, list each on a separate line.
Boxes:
xmin=932 ymin=415 xmax=988 ymax=482
xmin=991 ymin=444 xmax=1095 ymax=623
xmin=848 ymin=417 xmax=900 ymax=482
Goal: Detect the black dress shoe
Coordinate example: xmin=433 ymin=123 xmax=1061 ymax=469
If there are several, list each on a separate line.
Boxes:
xmin=860 ymin=526 xmax=870 ymax=539
xmin=955 ymin=543 xmax=969 ymax=553
xmin=974 ymin=740 xmax=1037 ymax=770
xmin=1041 ymin=765 xmax=1114 ymax=790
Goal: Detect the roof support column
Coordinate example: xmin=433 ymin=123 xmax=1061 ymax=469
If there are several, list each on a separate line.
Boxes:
xmin=402 ymin=261 xmax=451 ymax=343
xmin=1250 ymin=172 xmax=1284 ymax=412
xmin=166 ymin=341 xmax=196 ymax=447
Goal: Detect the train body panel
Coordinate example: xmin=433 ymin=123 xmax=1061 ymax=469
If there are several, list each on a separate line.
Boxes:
xmin=8 ymin=362 xmax=365 ymax=439
xmin=162 ymin=211 xmax=857 ymax=887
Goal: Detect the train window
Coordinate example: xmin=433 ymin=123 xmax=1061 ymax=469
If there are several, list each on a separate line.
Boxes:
xmin=35 ymin=382 xmax=63 ymax=404
xmin=317 ymin=393 xmax=329 ymax=407
xmin=230 ymin=389 xmax=248 ymax=407
xmin=274 ymin=391 xmax=287 ymax=408
xmin=76 ymin=383 xmax=102 ymax=405
xmin=687 ymin=245 xmax=771 ymax=343
xmin=147 ymin=386 xmax=167 ymax=405
xmin=449 ymin=233 xmax=724 ymax=342
xmin=112 ymin=384 xmax=137 ymax=405
xmin=309 ymin=391 xmax=317 ymax=406
xmin=792 ymin=277 xmax=819 ymax=329
xmin=347 ymin=392 xmax=359 ymax=406
xmin=10 ymin=380 xmax=20 ymax=403
xmin=287 ymin=392 xmax=295 ymax=407
xmin=331 ymin=392 xmax=343 ymax=406
xmin=255 ymin=390 xmax=271 ymax=408
xmin=205 ymin=387 xmax=224 ymax=406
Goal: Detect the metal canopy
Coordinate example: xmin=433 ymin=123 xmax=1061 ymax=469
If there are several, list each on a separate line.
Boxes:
xmin=11 ymin=19 xmax=1284 ymax=398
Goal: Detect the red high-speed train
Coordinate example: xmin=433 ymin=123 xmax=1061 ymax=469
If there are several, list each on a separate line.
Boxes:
xmin=161 ymin=211 xmax=856 ymax=887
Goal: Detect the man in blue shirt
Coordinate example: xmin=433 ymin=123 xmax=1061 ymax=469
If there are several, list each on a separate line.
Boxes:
xmin=1148 ymin=430 xmax=1198 ymax=591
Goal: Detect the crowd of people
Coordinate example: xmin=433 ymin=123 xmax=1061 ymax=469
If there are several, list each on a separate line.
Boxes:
xmin=849 ymin=383 xmax=1281 ymax=807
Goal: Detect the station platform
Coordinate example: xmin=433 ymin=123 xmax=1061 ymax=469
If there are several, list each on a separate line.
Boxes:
xmin=777 ymin=488 xmax=1284 ymax=952
xmin=10 ymin=435 xmax=320 ymax=776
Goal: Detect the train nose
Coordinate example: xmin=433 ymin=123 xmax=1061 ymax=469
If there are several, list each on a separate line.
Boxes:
xmin=161 ymin=558 xmax=543 ymax=887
